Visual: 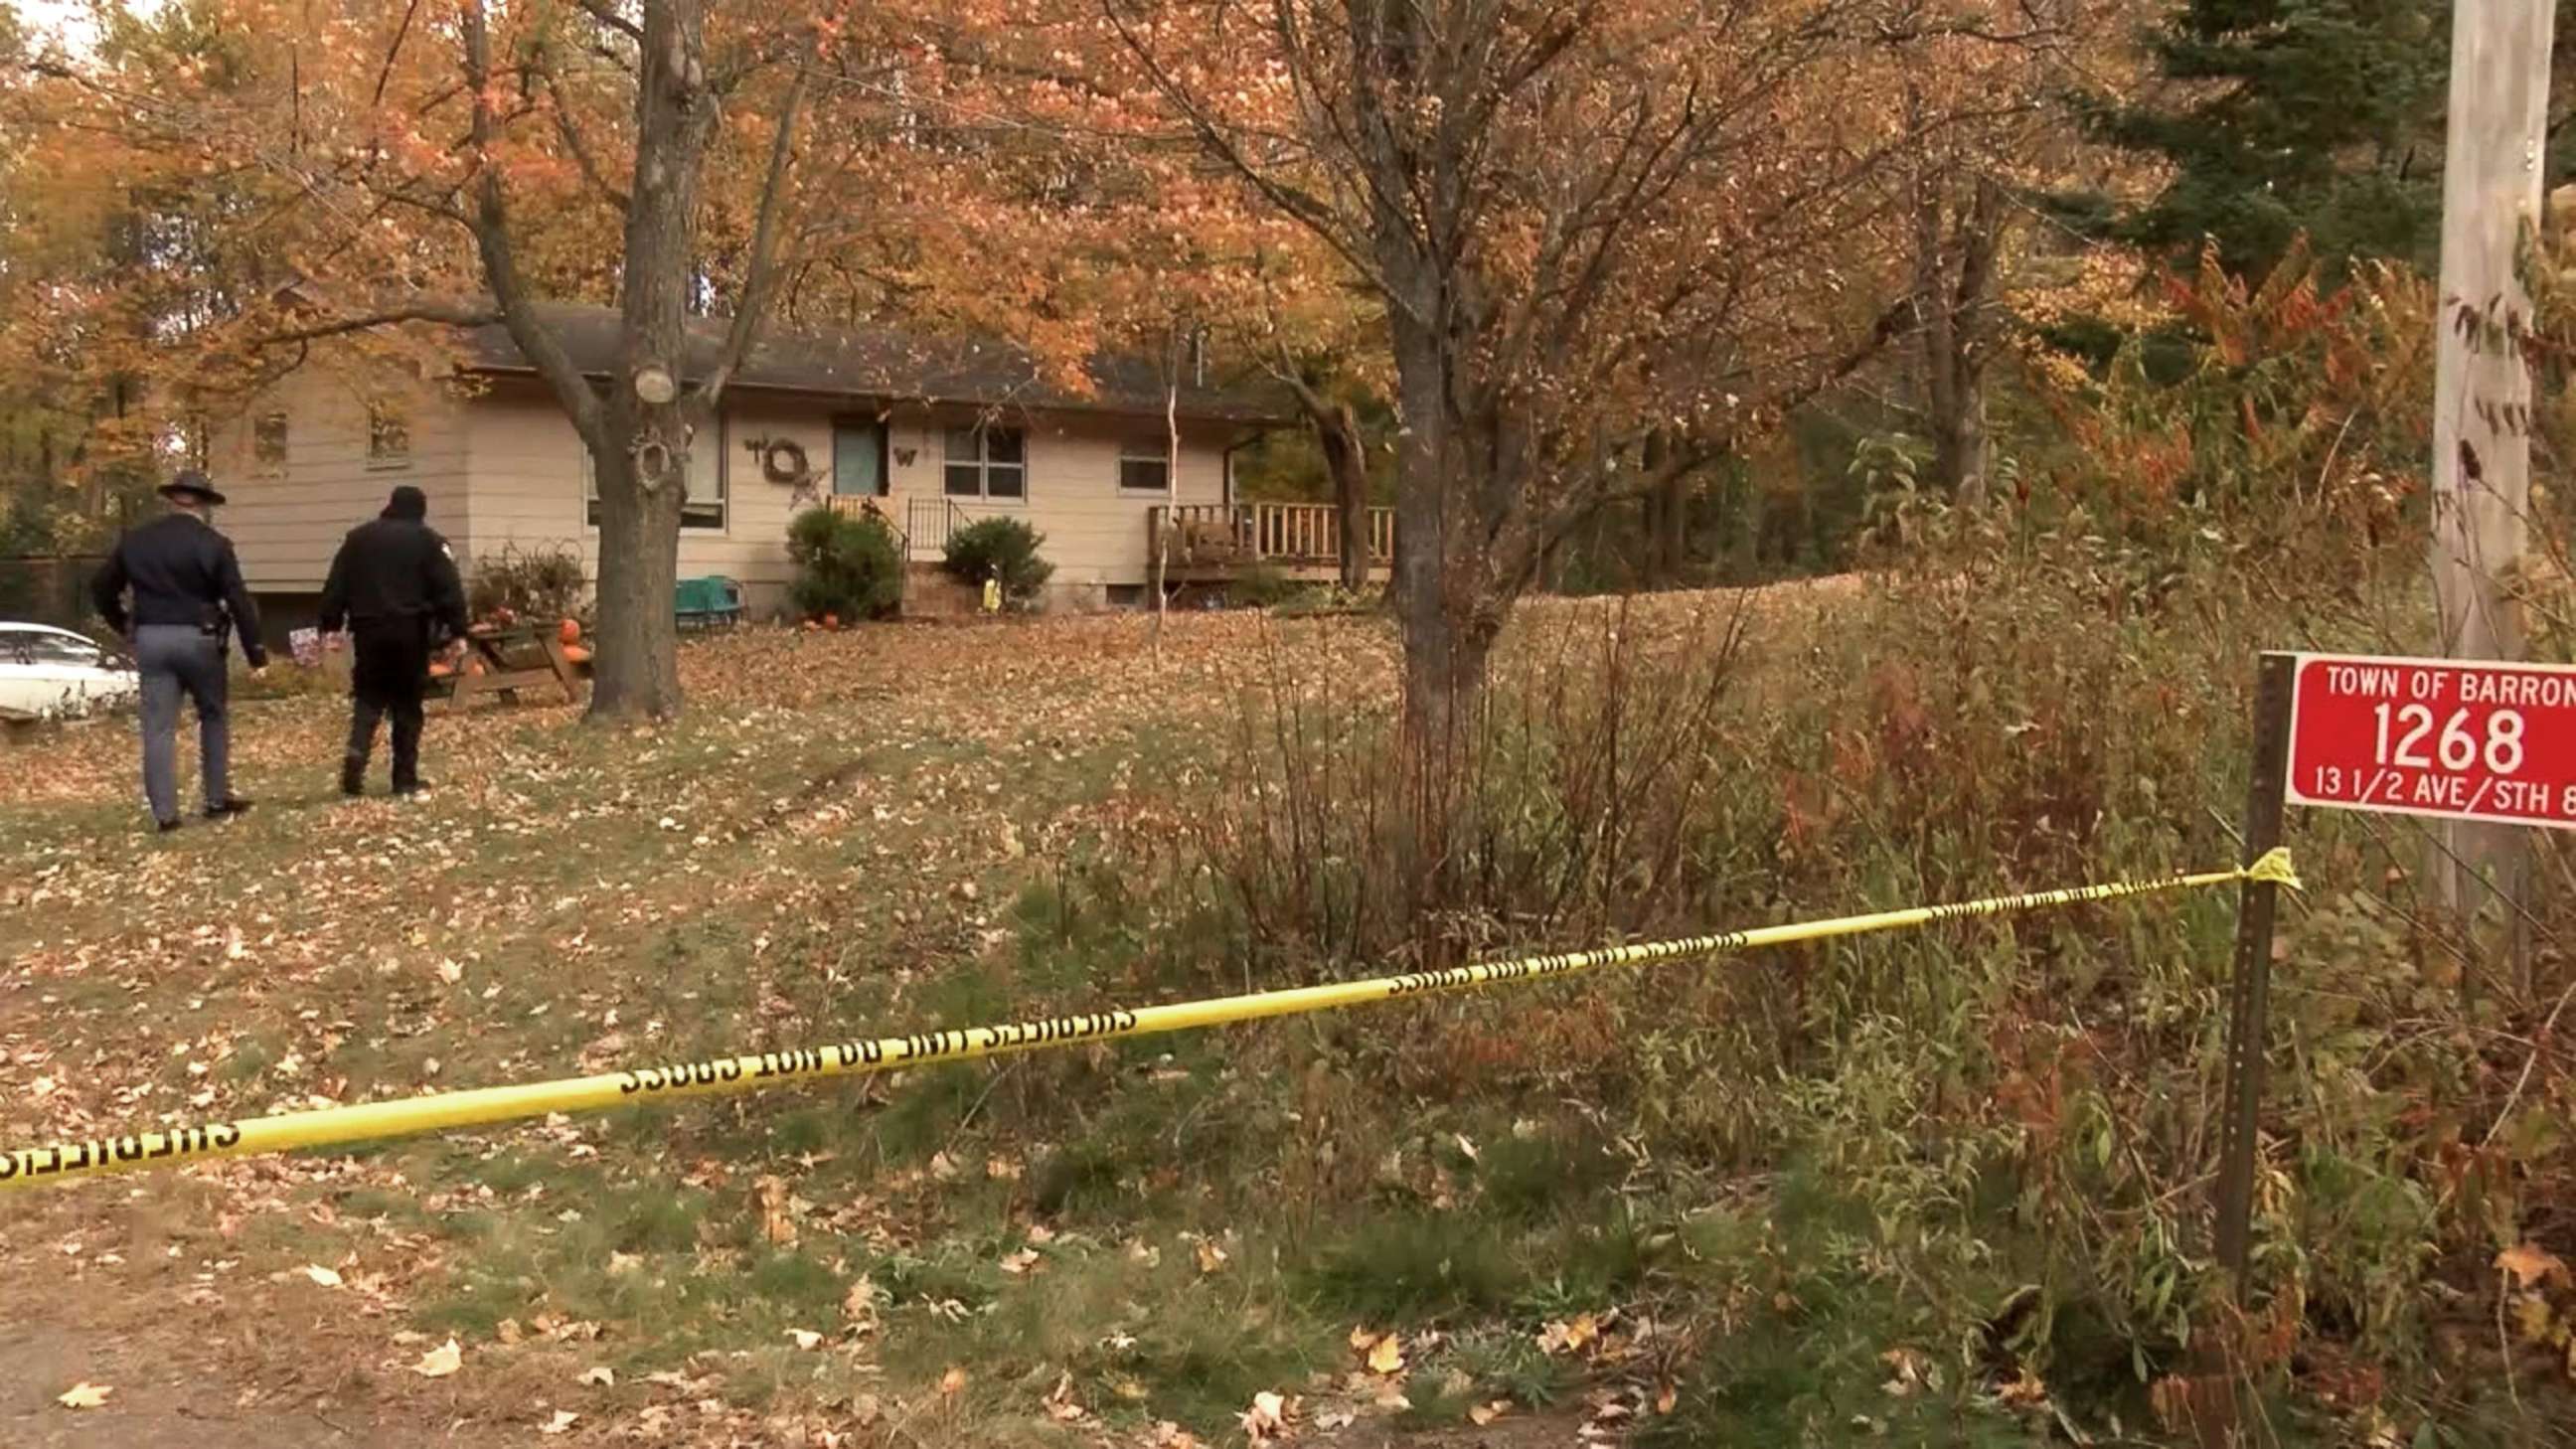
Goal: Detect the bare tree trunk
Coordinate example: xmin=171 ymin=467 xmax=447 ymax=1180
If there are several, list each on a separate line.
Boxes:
xmin=1642 ymin=431 xmax=1685 ymax=587
xmin=583 ymin=1 xmax=720 ymax=720
xmin=1917 ymin=172 xmax=2006 ymax=507
xmin=587 ymin=440 xmax=687 ymax=715
xmin=460 ymin=0 xmax=805 ymax=723
xmin=1279 ymin=363 xmax=1373 ymax=593
xmin=1323 ymin=402 xmax=1370 ymax=593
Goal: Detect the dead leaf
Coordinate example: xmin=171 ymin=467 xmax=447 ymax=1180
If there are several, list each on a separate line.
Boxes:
xmin=1044 ymin=1371 xmax=1086 ymax=1423
xmin=1880 ymin=1347 xmax=1929 ymax=1397
xmin=1367 ymin=1333 xmax=1406 ymax=1376
xmin=57 ymin=1383 xmax=111 ymax=1410
xmin=1538 ymin=1313 xmax=1601 ymax=1356
xmin=843 ymin=1276 xmax=882 ymax=1325
xmin=756 ymin=1175 xmax=798 ymax=1247
xmin=579 ymin=1367 xmax=615 ymax=1388
xmin=413 ymin=1339 xmax=463 ymax=1378
xmin=1470 ymin=1399 xmax=1511 ymax=1425
xmin=539 ymin=1409 xmax=578 ymax=1435
xmin=940 ymin=1366 xmax=969 ymax=1397
xmin=1995 ymin=1368 xmax=2049 ymax=1408
xmin=1656 ymin=1381 xmax=1679 ymax=1415
xmin=1000 ymin=1248 xmax=1043 ymax=1276
xmin=1195 ymin=1237 xmax=1228 ymax=1274
xmin=435 ymin=958 xmax=463 ymax=985
xmin=2498 ymin=1241 xmax=2571 ymax=1291
xmin=1240 ymin=1390 xmax=1290 ymax=1441
xmin=303 ymin=1264 xmax=344 ymax=1289
xmin=787 ymin=1329 xmax=824 ymax=1351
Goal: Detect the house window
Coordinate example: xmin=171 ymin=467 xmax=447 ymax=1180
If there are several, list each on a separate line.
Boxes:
xmin=367 ymin=402 xmax=410 ymax=468
xmin=253 ymin=411 xmax=289 ymax=474
xmin=584 ymin=418 xmax=726 ymax=531
xmin=1119 ymin=437 xmax=1172 ymax=492
xmin=943 ymin=424 xmax=1027 ymax=500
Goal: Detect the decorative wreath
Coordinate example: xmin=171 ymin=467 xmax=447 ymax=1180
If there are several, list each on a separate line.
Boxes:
xmin=760 ymin=438 xmax=809 ymax=484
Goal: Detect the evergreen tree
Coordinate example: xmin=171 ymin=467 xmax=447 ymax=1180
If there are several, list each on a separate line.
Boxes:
xmin=2076 ymin=1 xmax=2450 ymax=277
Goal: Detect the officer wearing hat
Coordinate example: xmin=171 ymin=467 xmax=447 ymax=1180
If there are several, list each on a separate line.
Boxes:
xmin=319 ymin=485 xmax=467 ymax=797
xmin=89 ymin=469 xmax=268 ymax=832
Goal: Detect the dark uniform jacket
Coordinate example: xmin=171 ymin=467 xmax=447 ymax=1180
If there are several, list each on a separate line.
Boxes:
xmin=89 ymin=514 xmax=269 ymax=666
xmin=319 ymin=518 xmax=469 ymax=640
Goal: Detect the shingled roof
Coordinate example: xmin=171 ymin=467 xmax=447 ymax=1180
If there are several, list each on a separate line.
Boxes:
xmin=460 ymin=305 xmax=1292 ymax=426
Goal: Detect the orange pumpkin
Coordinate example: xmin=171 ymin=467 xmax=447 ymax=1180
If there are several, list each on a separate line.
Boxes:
xmin=822 ymin=612 xmax=840 ymax=630
xmin=465 ymin=659 xmax=487 ymax=677
xmin=564 ymin=644 xmax=592 ymax=665
xmin=427 ymin=661 xmax=454 ymax=680
xmin=560 ymin=617 xmax=581 ymax=645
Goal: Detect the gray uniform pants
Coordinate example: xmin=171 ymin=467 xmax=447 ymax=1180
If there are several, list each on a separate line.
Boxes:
xmin=133 ymin=624 xmax=231 ymax=823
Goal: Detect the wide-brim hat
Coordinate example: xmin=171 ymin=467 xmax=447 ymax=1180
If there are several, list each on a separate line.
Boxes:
xmin=159 ymin=470 xmax=227 ymax=507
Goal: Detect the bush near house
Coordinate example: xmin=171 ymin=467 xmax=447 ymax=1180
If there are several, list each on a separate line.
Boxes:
xmin=787 ymin=506 xmax=903 ymax=622
xmin=943 ymin=517 xmax=1054 ymax=606
xmin=467 ymin=542 xmax=587 ymax=628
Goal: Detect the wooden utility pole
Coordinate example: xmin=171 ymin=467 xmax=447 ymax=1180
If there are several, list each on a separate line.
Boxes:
xmin=2430 ymin=0 xmax=2554 ymax=998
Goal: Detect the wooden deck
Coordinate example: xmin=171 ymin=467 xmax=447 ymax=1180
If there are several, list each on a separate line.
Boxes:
xmin=1148 ymin=503 xmax=1396 ymax=581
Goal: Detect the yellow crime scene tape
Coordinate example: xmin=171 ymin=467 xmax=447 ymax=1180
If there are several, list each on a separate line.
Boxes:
xmin=0 ymin=850 xmax=2300 ymax=1194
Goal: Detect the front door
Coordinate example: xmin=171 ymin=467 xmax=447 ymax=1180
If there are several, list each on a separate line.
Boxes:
xmin=833 ymin=421 xmax=886 ymax=497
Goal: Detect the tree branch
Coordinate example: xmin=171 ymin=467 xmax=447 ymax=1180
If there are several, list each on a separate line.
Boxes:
xmin=572 ymin=0 xmax=645 ymax=44
xmin=695 ymin=49 xmax=813 ymax=408
xmin=253 ymin=301 xmax=502 ymax=348
xmin=540 ymin=63 xmax=632 ymax=213
xmin=463 ymin=0 xmax=603 ymax=443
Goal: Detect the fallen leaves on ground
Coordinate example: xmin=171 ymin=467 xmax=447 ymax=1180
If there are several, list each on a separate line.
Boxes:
xmin=1240 ymin=1389 xmax=1293 ymax=1441
xmin=57 ymin=1382 xmax=112 ymax=1410
xmin=302 ymin=1264 xmax=344 ymax=1289
xmin=412 ymin=1339 xmax=462 ymax=1378
xmin=2498 ymin=1241 xmax=2570 ymax=1292
xmin=538 ymin=1408 xmax=578 ymax=1435
xmin=1538 ymin=1312 xmax=1601 ymax=1356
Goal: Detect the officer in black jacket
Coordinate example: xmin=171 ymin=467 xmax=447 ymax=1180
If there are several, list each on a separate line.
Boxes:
xmin=90 ymin=470 xmax=268 ymax=831
xmin=319 ymin=485 xmax=469 ymax=797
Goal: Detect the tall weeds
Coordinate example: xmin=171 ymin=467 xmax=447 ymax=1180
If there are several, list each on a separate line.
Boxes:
xmin=1177 ymin=510 xmax=2576 ymax=1427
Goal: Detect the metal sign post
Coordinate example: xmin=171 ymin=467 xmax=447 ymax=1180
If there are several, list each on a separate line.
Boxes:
xmin=2220 ymin=649 xmax=2576 ymax=1283
xmin=2214 ymin=653 xmax=2294 ymax=1284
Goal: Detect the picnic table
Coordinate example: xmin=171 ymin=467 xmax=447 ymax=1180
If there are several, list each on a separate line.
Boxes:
xmin=429 ymin=623 xmax=585 ymax=711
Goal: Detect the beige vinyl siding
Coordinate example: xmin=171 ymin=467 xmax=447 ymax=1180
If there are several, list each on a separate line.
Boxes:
xmin=880 ymin=405 xmax=1231 ymax=604
xmin=465 ymin=389 xmax=1238 ymax=613
xmin=462 ymin=386 xmax=801 ymax=595
xmin=208 ymin=371 xmax=470 ymax=591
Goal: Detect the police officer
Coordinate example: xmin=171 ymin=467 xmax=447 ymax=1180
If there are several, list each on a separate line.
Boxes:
xmin=319 ymin=485 xmax=468 ymax=797
xmin=89 ymin=469 xmax=268 ymax=832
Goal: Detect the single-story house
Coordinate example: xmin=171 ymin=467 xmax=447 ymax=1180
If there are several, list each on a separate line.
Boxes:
xmin=203 ymin=305 xmax=1308 ymax=620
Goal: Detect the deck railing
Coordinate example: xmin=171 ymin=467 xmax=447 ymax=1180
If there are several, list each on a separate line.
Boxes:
xmin=1148 ymin=502 xmax=1395 ymax=571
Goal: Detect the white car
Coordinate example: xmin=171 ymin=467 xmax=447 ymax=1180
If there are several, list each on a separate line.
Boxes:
xmin=0 ymin=623 xmax=142 ymax=721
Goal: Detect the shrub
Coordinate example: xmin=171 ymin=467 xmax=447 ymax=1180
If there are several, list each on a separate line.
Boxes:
xmin=1224 ymin=563 xmax=1312 ymax=609
xmin=786 ymin=506 xmax=903 ymax=622
xmin=942 ymin=517 xmax=1053 ymax=606
xmin=467 ymin=542 xmax=587 ymax=626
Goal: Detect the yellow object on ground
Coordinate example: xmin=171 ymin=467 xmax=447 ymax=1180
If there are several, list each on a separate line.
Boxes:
xmin=0 ymin=851 xmax=2297 ymax=1192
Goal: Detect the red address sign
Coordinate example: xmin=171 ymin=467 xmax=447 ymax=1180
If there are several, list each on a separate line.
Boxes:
xmin=2287 ymin=653 xmax=2576 ymax=829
